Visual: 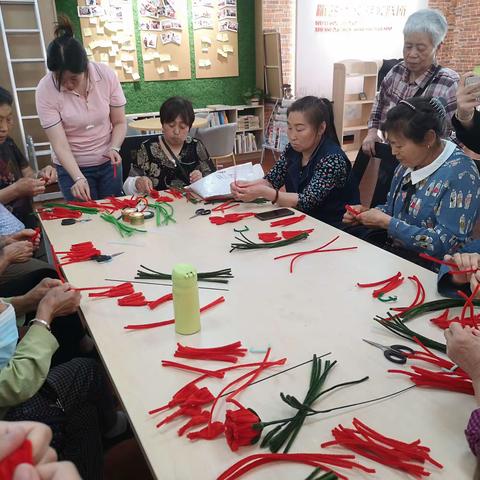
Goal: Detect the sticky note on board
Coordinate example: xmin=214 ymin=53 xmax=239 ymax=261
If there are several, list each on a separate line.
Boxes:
xmin=115 ymin=60 xmax=122 ymax=67
xmin=121 ymin=45 xmax=135 ymax=51
xmin=156 ymin=67 xmax=165 ymax=75
xmin=89 ymin=17 xmax=97 ymax=25
xmin=201 ymin=36 xmax=212 ymax=45
xmin=89 ymin=41 xmax=98 ymax=50
xmin=100 ymin=53 xmax=109 ymax=63
xmin=201 ymin=47 xmax=208 ymax=53
xmin=217 ymin=33 xmax=228 ymax=42
xmin=152 ymin=52 xmax=161 ymax=59
xmin=159 ymin=54 xmax=171 ymax=62
xmin=121 ymin=54 xmax=134 ymax=62
xmin=168 ymin=64 xmax=179 ymax=72
xmin=223 ymin=45 xmax=234 ymax=53
xmin=199 ymin=59 xmax=211 ymax=68
xmin=96 ymin=26 xmax=105 ymax=35
xmin=104 ymin=23 xmax=118 ymax=34
xmin=83 ymin=28 xmax=92 ymax=37
xmin=108 ymin=50 xmax=116 ymax=58
xmin=97 ymin=40 xmax=111 ymax=48
xmin=217 ymin=48 xmax=228 ymax=58
xmin=132 ymin=72 xmax=140 ymax=81
xmin=143 ymin=53 xmax=153 ymax=61
xmin=85 ymin=47 xmax=93 ymax=56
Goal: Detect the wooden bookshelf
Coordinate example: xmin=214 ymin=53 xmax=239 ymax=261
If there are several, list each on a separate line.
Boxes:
xmin=332 ymin=60 xmax=378 ymax=152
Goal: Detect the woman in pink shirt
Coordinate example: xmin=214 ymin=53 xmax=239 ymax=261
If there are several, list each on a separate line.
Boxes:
xmin=36 ymin=16 xmax=126 ymax=201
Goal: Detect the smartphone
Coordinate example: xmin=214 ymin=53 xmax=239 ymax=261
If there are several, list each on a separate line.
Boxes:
xmin=255 ymin=208 xmax=295 ymax=221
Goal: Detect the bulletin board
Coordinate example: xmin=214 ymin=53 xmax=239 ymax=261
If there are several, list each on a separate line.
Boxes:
xmin=138 ymin=0 xmax=191 ymax=81
xmin=192 ymin=0 xmax=239 ymax=79
xmin=77 ymin=0 xmax=140 ymax=83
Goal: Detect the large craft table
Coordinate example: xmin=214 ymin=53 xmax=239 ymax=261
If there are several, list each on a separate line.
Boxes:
xmin=40 ymin=200 xmax=476 ymax=479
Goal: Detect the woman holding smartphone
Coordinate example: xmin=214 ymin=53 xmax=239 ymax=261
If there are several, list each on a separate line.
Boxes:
xmin=230 ymin=96 xmax=354 ymax=227
xmin=453 ymin=72 xmax=480 ymax=153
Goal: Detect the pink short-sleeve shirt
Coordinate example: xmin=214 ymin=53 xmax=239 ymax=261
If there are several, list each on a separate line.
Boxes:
xmin=36 ymin=62 xmax=126 ymax=167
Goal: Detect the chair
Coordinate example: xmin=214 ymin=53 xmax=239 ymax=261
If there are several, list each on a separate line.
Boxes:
xmin=194 ymin=123 xmax=237 ymax=167
xmin=119 ymin=134 xmax=158 ymax=182
xmin=189 ymin=112 xmax=211 ymax=138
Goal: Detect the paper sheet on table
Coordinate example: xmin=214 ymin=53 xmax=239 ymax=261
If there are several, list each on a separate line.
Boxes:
xmin=188 ymin=163 xmax=264 ymax=199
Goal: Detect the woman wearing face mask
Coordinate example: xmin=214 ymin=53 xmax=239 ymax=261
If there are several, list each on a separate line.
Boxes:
xmin=343 ymin=97 xmax=480 ymax=265
xmin=230 ymin=96 xmax=353 ymax=227
xmin=36 ymin=15 xmax=127 ymax=201
xmin=123 ymin=96 xmax=215 ymax=195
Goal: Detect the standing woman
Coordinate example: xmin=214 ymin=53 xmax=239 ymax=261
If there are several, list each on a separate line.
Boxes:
xmin=36 ymin=15 xmax=126 ymax=201
xmin=231 ymin=96 xmax=353 ymax=227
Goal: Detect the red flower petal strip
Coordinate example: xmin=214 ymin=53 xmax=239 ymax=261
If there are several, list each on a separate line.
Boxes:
xmin=281 ymin=229 xmax=314 ymax=240
xmin=372 ymin=277 xmax=404 ymax=298
xmin=124 ymin=296 xmax=225 ymax=330
xmin=217 ymin=453 xmax=375 ymax=480
xmin=0 ymin=439 xmax=33 ymax=478
xmin=148 ymin=293 xmax=173 ymax=310
xmin=418 ymin=252 xmax=456 ymax=267
xmin=174 ymin=342 xmax=247 ymax=363
xmin=357 ymin=272 xmax=402 ymax=288
xmin=270 ymin=214 xmax=306 ymax=228
xmin=390 ymin=275 xmax=425 ymax=314
xmin=178 ymin=411 xmax=210 ymax=436
xmin=258 ymin=232 xmax=282 ymax=243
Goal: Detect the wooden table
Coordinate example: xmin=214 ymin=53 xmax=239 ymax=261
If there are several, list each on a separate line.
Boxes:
xmin=40 ymin=201 xmax=476 ymax=479
xmin=128 ymin=117 xmax=209 ymax=133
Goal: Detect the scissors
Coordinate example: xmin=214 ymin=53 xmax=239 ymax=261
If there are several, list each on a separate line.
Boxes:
xmin=362 ymin=339 xmax=415 ymax=364
xmin=91 ymin=252 xmax=124 ymax=263
xmin=61 ymin=218 xmax=92 ymax=226
xmin=189 ymin=208 xmax=211 ymax=219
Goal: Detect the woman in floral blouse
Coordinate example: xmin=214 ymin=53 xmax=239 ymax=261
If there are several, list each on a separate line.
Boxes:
xmin=230 ymin=96 xmax=353 ymax=227
xmin=123 ymin=97 xmax=215 ymax=194
xmin=343 ymin=97 xmax=480 ymax=265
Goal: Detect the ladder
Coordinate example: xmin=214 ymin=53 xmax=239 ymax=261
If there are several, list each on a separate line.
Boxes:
xmin=0 ymin=0 xmax=60 ymax=200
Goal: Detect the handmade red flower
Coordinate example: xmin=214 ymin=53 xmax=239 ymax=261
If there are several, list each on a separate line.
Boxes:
xmin=224 ymin=406 xmax=262 ymax=451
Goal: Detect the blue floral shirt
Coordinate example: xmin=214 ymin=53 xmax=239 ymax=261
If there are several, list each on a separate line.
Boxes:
xmin=376 ymin=141 xmax=480 ymax=257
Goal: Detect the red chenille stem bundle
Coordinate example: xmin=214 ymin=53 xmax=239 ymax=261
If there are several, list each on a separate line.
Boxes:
xmin=89 ymin=282 xmax=135 ymax=298
xmin=174 ymin=341 xmax=247 ymax=363
xmin=321 ymin=418 xmax=442 ymax=478
xmin=270 ymin=214 xmax=306 ymax=228
xmin=210 ymin=213 xmax=256 ymax=225
xmin=390 ymin=275 xmax=425 ymax=313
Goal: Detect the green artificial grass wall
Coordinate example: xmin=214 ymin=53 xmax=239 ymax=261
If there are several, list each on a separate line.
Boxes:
xmin=54 ymin=0 xmax=256 ymax=114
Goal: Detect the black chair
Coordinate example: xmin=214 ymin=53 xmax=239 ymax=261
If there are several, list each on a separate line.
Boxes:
xmin=119 ymin=134 xmax=158 ymax=182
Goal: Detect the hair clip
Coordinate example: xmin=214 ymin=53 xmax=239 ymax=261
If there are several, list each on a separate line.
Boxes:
xmin=399 ymin=100 xmax=416 ymax=111
xmin=429 ymin=97 xmax=447 ymax=121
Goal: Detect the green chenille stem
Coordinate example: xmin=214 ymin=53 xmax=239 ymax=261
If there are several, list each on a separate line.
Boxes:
xmin=396 ymin=298 xmax=480 ymax=322
xmin=374 ymin=313 xmax=446 ymax=352
xmin=305 ymin=469 xmax=337 ymax=480
xmin=136 ymin=266 xmax=233 ymax=283
xmin=100 ymin=213 xmax=146 ymax=237
xmin=43 ymin=202 xmax=99 ymax=214
xmin=148 ymin=202 xmax=176 ymax=227
xmin=230 ymin=232 xmax=309 ymax=252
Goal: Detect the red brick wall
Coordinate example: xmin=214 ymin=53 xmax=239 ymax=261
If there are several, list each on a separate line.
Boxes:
xmin=429 ymin=0 xmax=480 ymax=74
xmin=262 ymin=1 xmax=480 ymax=84
xmin=262 ymin=0 xmax=295 ymax=86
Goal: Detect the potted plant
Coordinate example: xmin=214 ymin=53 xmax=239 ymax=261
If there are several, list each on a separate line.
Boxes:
xmin=243 ymin=87 xmax=264 ymax=106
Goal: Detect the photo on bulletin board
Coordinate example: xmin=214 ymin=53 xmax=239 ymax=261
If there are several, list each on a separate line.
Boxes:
xmin=77 ymin=0 xmax=140 ymax=83
xmin=138 ymin=0 xmax=191 ymax=81
xmin=192 ymin=0 xmax=238 ymax=79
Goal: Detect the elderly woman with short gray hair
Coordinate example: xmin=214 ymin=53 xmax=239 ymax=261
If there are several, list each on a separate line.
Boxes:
xmin=351 ymin=8 xmax=460 ymax=208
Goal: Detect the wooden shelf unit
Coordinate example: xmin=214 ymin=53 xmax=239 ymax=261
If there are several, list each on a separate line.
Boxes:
xmin=332 ymin=60 xmax=378 ymax=152
xmin=206 ymin=104 xmax=265 ymax=157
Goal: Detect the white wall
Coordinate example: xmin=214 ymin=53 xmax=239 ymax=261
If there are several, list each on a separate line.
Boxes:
xmin=295 ymin=0 xmax=428 ymax=99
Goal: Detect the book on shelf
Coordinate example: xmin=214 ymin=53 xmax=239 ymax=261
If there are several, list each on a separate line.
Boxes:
xmin=209 ymin=111 xmax=229 ymax=126
xmin=234 ymin=132 xmax=258 ymax=154
xmin=237 ymin=115 xmax=260 ymax=130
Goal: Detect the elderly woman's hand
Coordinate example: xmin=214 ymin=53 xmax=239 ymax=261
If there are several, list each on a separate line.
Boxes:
xmin=342 ymin=204 xmax=368 ymax=225
xmin=230 ymin=182 xmax=273 ymax=202
xmin=357 ymin=208 xmax=392 ymax=229
xmin=444 ymin=252 xmax=480 ymax=286
xmin=456 ymin=73 xmax=480 ymax=124
xmin=445 ymin=323 xmax=480 ymax=384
